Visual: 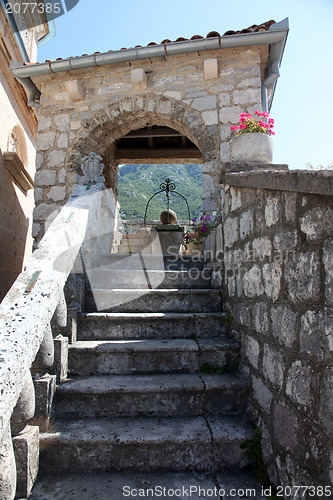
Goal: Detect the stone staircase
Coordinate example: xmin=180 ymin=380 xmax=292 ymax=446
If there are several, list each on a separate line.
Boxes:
xmin=38 ymin=254 xmax=254 ymax=477
xmin=117 ymin=230 xmax=150 ymax=254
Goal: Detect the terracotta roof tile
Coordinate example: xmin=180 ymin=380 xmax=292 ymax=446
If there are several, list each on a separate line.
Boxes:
xmin=142 ymin=20 xmax=276 ymax=46
xmin=206 ymin=31 xmax=220 ymax=38
xmin=32 ymin=20 xmax=276 ymax=65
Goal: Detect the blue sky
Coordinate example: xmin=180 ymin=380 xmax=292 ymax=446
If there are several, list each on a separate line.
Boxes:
xmin=38 ymin=0 xmax=333 ymax=170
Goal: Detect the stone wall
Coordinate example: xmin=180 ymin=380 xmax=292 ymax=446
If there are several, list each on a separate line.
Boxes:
xmin=219 ymin=166 xmax=333 ymax=492
xmin=32 ymin=46 xmax=268 ymax=242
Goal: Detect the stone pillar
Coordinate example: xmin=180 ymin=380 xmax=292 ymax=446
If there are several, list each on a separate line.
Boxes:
xmin=32 ymin=374 xmax=57 ymax=432
xmin=33 ymin=324 xmax=54 ymax=370
xmin=52 ymin=290 xmax=67 ymax=329
xmin=8 ymin=371 xmax=37 ymax=500
xmin=11 ymin=372 xmax=35 ymax=434
xmin=12 ymin=426 xmax=39 ymax=499
xmin=53 ymin=335 xmax=69 ymax=383
xmin=0 ymin=424 xmax=16 ymax=500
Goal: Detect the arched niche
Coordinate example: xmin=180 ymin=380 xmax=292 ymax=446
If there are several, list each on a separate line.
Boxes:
xmin=3 ymin=125 xmax=33 ymax=194
xmin=7 ymin=125 xmax=28 ymax=167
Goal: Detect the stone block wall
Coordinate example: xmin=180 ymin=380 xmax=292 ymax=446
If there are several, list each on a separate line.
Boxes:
xmin=219 ymin=167 xmax=333 ymax=491
xmin=32 ymin=45 xmax=268 ymax=242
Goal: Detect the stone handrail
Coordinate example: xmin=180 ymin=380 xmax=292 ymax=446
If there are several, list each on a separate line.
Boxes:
xmin=0 ymin=182 xmax=111 ymax=498
xmin=221 ymin=166 xmax=333 ymax=196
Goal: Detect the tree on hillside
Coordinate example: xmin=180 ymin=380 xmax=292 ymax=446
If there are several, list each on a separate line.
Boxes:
xmin=305 ymin=163 xmax=333 ymax=170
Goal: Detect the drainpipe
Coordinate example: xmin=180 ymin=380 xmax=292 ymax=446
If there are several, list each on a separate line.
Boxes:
xmin=261 ymin=18 xmax=289 ymax=112
xmin=10 ymin=61 xmax=41 ymax=108
xmin=261 ymin=60 xmax=280 ymax=113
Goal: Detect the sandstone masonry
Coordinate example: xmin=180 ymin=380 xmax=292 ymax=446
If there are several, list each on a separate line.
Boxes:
xmin=30 ymin=46 xmax=269 ymax=242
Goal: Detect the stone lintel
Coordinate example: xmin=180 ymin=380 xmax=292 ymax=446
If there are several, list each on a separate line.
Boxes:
xmin=220 ymin=166 xmax=333 ymax=197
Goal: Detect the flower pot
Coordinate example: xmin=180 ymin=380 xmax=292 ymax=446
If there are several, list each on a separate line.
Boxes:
xmin=184 ymin=241 xmax=203 ymax=255
xmin=231 ymin=133 xmax=273 ymax=163
xmin=183 ymin=232 xmax=203 ymax=255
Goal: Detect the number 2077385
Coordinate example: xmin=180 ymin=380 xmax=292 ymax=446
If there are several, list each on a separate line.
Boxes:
xmin=276 ymin=485 xmax=332 ymax=497
xmin=5 ymin=2 xmax=62 ymax=14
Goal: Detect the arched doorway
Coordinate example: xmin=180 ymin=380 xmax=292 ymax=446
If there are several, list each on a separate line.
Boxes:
xmin=116 ymin=123 xmax=203 ymax=255
xmin=68 ymin=94 xmax=220 ymax=256
xmin=71 ymin=94 xmax=219 ymax=211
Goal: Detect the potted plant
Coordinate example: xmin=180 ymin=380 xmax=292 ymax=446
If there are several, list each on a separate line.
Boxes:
xmin=230 ymin=111 xmax=275 ymax=163
xmin=184 ymin=212 xmax=222 ymax=253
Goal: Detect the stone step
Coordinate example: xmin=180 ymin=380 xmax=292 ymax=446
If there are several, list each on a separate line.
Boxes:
xmin=39 ymin=415 xmax=252 ymax=473
xmin=121 ymin=239 xmax=147 ymax=245
xmin=86 ymin=269 xmax=212 ymax=289
xmin=119 ymin=238 xmax=146 ymax=245
xmin=84 ymin=289 xmax=222 ymax=313
xmin=119 ymin=237 xmax=146 ymax=244
xmin=77 ymin=312 xmax=227 ymax=341
xmin=68 ymin=337 xmax=239 ymax=376
xmin=29 ymin=470 xmax=266 ymax=500
xmin=55 ymin=373 xmax=248 ymax=419
xmin=123 ymin=233 xmax=148 ymax=239
xmin=118 ymin=243 xmax=149 ymax=254
xmin=100 ymin=254 xmax=204 ymax=271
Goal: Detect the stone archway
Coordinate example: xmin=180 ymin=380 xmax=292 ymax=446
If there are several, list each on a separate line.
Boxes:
xmin=69 ymin=94 xmax=220 ymax=213
xmin=75 ymin=94 xmax=216 ymax=160
xmin=33 ymin=93 xmax=221 ymax=244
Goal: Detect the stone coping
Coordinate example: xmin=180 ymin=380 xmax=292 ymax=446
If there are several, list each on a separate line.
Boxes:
xmin=220 ymin=165 xmax=333 ymax=197
xmin=222 ymin=161 xmax=289 ymax=173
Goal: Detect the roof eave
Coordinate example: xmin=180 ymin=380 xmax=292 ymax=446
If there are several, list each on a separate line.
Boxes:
xmin=10 ymin=17 xmax=289 ymax=110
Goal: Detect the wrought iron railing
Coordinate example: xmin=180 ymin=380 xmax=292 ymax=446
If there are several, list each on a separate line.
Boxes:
xmin=143 ymin=178 xmax=191 ymax=226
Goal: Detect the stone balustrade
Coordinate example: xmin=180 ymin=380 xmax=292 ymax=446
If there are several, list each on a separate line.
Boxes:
xmin=0 ymin=177 xmax=116 ymax=499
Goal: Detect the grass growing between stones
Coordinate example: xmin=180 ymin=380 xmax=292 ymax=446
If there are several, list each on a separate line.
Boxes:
xmin=222 ymin=310 xmax=233 ymax=329
xmin=184 ymin=334 xmax=199 ymax=340
xmin=198 ymin=361 xmax=239 ymax=374
xmin=241 ymin=426 xmax=279 ymax=499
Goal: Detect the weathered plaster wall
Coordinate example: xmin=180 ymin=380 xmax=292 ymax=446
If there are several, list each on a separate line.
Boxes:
xmin=219 ymin=167 xmax=333 ymax=491
xmin=0 ymin=151 xmax=30 ymax=300
xmin=32 ymin=46 xmax=268 ymax=242
xmin=0 ymin=66 xmax=36 ymax=301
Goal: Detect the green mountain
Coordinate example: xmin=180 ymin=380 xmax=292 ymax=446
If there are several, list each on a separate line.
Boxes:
xmin=117 ymin=164 xmax=203 ymax=221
